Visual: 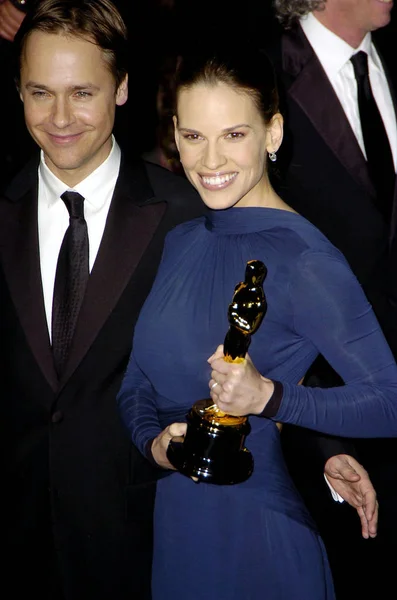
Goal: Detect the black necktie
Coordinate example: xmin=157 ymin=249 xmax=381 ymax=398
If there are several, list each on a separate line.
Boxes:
xmin=52 ymin=191 xmax=89 ymax=377
xmin=350 ymin=51 xmax=395 ymax=220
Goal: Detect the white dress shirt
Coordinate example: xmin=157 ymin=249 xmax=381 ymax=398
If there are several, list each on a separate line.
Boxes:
xmin=300 ymin=12 xmax=397 ymax=171
xmin=38 ymin=137 xmax=121 ymax=338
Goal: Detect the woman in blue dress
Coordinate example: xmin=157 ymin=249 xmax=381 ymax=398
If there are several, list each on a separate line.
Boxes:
xmin=117 ymin=45 xmax=397 ymax=599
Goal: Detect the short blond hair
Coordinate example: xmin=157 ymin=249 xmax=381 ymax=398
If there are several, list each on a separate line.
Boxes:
xmin=14 ymin=0 xmax=128 ymax=89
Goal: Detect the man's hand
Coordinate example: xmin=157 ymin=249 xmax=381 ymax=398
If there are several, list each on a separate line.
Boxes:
xmin=325 ymin=454 xmax=378 ymax=539
xmin=0 ymin=0 xmax=26 ymax=42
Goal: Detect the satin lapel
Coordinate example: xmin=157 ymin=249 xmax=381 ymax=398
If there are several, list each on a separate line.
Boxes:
xmin=282 ymin=25 xmax=375 ymax=197
xmin=376 ymin=41 xmax=397 ymax=240
xmin=387 ymin=80 xmax=397 ymax=242
xmin=1 ymin=187 xmax=58 ymax=391
xmin=59 ymin=161 xmax=166 ymax=387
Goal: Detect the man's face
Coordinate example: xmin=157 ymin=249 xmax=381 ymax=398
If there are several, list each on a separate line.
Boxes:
xmin=19 ymin=31 xmax=128 ymax=186
xmin=316 ymin=0 xmax=393 ymax=46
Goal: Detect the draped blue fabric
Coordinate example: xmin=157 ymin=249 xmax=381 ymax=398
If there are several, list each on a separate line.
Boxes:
xmin=118 ymin=207 xmax=397 ymax=599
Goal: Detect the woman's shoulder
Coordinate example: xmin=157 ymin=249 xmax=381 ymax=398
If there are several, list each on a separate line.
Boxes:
xmin=279 ymin=210 xmax=345 ymax=259
xmin=259 ymin=208 xmax=343 ymax=261
xmin=260 ymin=210 xmax=354 ymax=292
xmin=289 ymin=219 xmax=358 ymax=290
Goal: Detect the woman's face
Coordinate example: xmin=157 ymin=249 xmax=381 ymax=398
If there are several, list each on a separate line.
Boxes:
xmin=174 ymin=82 xmax=283 ymax=210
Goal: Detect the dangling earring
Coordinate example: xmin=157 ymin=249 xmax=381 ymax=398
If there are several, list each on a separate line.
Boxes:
xmin=268 ymin=151 xmax=277 ymax=162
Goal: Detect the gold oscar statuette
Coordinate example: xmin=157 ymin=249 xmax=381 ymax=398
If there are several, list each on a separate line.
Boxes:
xmin=167 ymin=259 xmax=267 ymax=484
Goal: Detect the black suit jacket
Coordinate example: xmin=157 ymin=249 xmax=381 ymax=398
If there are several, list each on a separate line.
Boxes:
xmin=269 ymin=24 xmax=397 ymax=340
xmin=265 ymin=23 xmax=397 ymax=503
xmin=0 ymin=155 xmax=204 ymax=599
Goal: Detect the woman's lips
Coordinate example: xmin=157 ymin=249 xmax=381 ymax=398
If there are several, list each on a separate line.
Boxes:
xmin=199 ymin=172 xmax=238 ymax=190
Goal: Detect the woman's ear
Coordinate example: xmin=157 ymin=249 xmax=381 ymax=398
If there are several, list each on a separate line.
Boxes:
xmin=266 ymin=113 xmax=284 ymax=154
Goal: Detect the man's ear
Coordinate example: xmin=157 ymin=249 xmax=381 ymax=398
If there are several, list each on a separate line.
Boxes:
xmin=173 ymin=115 xmax=180 ymax=152
xmin=116 ymin=74 xmax=128 ymax=106
xmin=266 ymin=113 xmax=284 ymax=154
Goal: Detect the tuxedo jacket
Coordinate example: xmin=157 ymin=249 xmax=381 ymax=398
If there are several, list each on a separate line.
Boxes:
xmin=267 ymin=23 xmax=397 ymax=352
xmin=0 ymin=155 xmax=204 ymax=599
xmin=265 ymin=24 xmax=397 ymax=504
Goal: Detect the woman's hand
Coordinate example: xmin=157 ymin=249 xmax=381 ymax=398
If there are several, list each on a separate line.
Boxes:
xmin=208 ymin=345 xmax=274 ymax=416
xmin=151 ymin=422 xmax=187 ymax=469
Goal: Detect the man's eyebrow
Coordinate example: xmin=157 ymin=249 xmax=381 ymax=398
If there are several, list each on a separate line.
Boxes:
xmin=24 ymin=82 xmax=100 ymax=92
xmin=25 ymin=82 xmax=51 ymax=91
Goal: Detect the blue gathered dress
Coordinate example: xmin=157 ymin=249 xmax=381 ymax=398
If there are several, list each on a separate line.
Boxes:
xmin=118 ymin=207 xmax=397 ymax=600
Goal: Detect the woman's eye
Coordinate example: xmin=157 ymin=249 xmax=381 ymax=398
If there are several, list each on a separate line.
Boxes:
xmin=183 ymin=134 xmax=202 ymax=141
xmin=225 ymin=132 xmax=244 ymax=139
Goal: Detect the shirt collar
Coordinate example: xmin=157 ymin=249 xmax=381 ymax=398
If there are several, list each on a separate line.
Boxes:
xmin=39 ymin=135 xmax=121 ymax=208
xmin=300 ymin=12 xmax=374 ymax=80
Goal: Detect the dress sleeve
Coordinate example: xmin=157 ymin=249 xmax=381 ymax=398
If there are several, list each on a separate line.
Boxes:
xmin=117 ymin=351 xmax=163 ymax=457
xmin=272 ymin=249 xmax=397 ymax=437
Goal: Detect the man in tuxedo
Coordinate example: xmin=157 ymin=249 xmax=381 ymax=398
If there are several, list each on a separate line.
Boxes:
xmin=271 ymin=0 xmax=396 ymax=330
xmin=268 ymin=0 xmax=397 ymax=597
xmin=0 ymin=1 xmax=205 ymax=598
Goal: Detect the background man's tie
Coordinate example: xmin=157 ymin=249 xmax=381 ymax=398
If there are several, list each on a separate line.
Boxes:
xmin=52 ymin=191 xmax=89 ymax=377
xmin=350 ymin=50 xmax=395 ymax=220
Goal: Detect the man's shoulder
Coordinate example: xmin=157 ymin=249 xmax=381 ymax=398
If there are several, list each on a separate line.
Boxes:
xmin=116 ymin=155 xmax=205 ymax=223
xmin=121 ymin=158 xmax=205 ymax=221
xmin=2 ymin=154 xmax=39 ymax=201
xmin=262 ymin=23 xmax=314 ymax=90
xmin=142 ymin=160 xmax=198 ymax=201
